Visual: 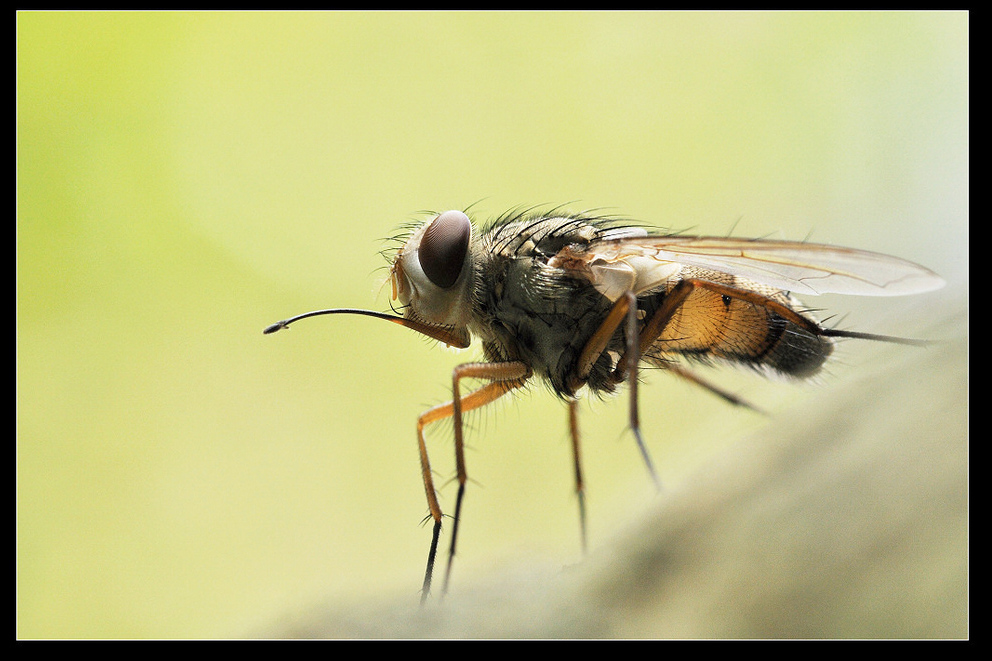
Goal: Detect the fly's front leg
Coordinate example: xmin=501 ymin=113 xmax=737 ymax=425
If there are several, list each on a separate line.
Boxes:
xmin=416 ymin=360 xmax=530 ymax=604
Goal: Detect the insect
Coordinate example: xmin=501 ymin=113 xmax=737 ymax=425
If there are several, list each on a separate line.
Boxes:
xmin=264 ymin=206 xmax=945 ymax=604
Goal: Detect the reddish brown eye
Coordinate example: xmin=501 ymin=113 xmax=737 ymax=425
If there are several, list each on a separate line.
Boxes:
xmin=419 ymin=210 xmax=471 ymax=289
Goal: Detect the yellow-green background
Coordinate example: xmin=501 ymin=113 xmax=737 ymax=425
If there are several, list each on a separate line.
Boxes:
xmin=17 ymin=11 xmax=968 ymax=638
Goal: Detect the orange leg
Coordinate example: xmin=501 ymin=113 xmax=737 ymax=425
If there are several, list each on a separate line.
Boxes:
xmin=417 ymin=361 xmax=530 ymax=604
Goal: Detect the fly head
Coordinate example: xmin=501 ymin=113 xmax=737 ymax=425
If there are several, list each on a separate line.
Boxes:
xmin=391 ymin=210 xmax=476 ymax=346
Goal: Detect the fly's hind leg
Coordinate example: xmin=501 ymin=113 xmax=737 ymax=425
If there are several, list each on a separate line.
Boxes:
xmin=564 ymin=286 xmax=749 ymax=553
xmin=605 ymin=276 xmax=895 ymax=484
xmin=607 ymin=280 xmax=788 ymax=475
xmin=567 ymin=277 xmax=921 ymax=531
xmin=416 ymin=360 xmax=530 ymax=604
xmin=572 ymin=292 xmax=661 ymax=489
xmin=618 ymin=291 xmax=660 ymax=489
xmin=571 ymin=282 xmax=784 ymax=492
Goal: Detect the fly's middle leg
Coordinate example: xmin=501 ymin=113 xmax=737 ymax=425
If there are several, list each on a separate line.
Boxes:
xmin=567 ymin=398 xmax=586 ymax=553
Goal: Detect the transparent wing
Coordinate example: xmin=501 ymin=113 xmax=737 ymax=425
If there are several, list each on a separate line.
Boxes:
xmin=581 ymin=235 xmax=945 ymax=297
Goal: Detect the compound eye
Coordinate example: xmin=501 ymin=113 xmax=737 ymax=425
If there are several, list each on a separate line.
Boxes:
xmin=418 ymin=210 xmax=471 ymax=289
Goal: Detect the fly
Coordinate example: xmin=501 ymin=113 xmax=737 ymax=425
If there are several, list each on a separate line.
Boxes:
xmin=264 ymin=206 xmax=945 ymax=604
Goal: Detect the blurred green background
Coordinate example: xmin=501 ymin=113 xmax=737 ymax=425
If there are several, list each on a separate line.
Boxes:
xmin=17 ymin=11 xmax=967 ymax=638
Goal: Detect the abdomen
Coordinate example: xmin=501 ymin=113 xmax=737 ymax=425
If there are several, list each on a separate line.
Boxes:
xmin=639 ymin=268 xmax=833 ymax=378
